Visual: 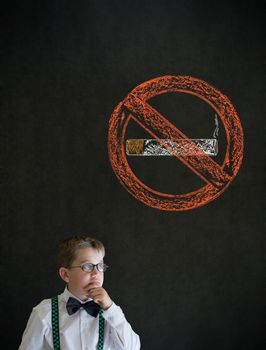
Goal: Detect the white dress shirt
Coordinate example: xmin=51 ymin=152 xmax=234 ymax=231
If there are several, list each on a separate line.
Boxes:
xmin=18 ymin=287 xmax=140 ymax=350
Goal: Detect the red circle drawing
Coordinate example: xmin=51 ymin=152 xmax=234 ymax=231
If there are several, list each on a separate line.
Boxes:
xmin=108 ymin=75 xmax=244 ymax=211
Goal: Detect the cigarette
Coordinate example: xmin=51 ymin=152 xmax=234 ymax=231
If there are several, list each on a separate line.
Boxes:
xmin=126 ymin=139 xmax=218 ymax=156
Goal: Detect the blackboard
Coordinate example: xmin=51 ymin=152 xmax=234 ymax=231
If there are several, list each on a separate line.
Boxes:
xmin=1 ymin=1 xmax=264 ymax=349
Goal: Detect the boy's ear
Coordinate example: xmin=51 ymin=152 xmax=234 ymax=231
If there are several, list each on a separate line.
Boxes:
xmin=59 ymin=267 xmax=70 ymax=283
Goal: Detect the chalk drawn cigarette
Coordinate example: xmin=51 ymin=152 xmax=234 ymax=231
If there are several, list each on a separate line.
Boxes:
xmin=126 ymin=138 xmax=218 ymax=156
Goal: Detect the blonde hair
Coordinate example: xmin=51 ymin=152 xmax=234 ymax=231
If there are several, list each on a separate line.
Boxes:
xmin=57 ymin=235 xmax=105 ymax=268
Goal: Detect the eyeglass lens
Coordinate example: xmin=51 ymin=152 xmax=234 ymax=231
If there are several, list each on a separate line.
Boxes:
xmin=82 ymin=263 xmax=107 ymax=272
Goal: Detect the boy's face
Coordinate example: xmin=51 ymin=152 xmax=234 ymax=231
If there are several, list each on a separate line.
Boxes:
xmin=59 ymin=247 xmax=105 ymax=301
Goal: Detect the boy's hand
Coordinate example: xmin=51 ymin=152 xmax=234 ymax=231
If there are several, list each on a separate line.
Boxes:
xmin=88 ymin=287 xmax=113 ymax=310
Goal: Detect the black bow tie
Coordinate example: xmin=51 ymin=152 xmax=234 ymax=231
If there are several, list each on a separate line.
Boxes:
xmin=66 ymin=297 xmax=100 ymax=317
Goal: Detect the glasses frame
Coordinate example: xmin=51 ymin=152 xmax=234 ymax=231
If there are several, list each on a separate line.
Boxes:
xmin=68 ymin=262 xmax=109 ymax=273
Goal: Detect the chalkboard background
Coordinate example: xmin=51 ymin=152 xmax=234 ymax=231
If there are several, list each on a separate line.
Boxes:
xmin=1 ymin=1 xmax=264 ymax=349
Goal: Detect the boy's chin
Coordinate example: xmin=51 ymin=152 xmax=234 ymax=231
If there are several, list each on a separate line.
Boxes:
xmin=67 ymin=288 xmax=88 ymax=301
xmin=77 ymin=290 xmax=92 ymax=301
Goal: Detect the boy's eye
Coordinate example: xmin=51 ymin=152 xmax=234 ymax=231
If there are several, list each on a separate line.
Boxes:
xmin=81 ymin=262 xmax=108 ymax=272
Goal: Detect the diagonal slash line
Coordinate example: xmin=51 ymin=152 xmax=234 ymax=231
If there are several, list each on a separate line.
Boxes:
xmin=123 ymin=93 xmax=231 ymax=189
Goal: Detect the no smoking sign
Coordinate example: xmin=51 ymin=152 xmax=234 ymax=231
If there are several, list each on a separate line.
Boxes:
xmin=108 ymin=76 xmax=244 ymax=211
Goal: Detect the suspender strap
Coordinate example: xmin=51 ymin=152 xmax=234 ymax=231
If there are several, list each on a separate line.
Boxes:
xmin=51 ymin=295 xmax=60 ymax=350
xmin=98 ymin=309 xmax=105 ymax=350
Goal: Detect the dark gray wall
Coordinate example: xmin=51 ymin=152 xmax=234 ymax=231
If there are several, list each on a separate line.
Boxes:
xmin=1 ymin=1 xmax=264 ymax=349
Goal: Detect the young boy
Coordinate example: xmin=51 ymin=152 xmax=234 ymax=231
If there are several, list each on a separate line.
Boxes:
xmin=18 ymin=235 xmax=141 ymax=350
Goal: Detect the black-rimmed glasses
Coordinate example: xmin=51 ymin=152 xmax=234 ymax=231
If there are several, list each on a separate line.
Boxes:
xmin=68 ymin=262 xmax=108 ymax=273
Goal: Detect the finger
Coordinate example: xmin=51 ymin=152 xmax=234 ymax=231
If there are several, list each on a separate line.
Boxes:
xmin=90 ymin=292 xmax=104 ymax=301
xmin=88 ymin=290 xmax=104 ymax=300
xmin=87 ymin=282 xmax=101 ymax=291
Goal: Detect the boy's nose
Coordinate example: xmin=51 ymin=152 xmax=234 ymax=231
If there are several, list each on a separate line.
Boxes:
xmin=91 ymin=266 xmax=100 ymax=275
